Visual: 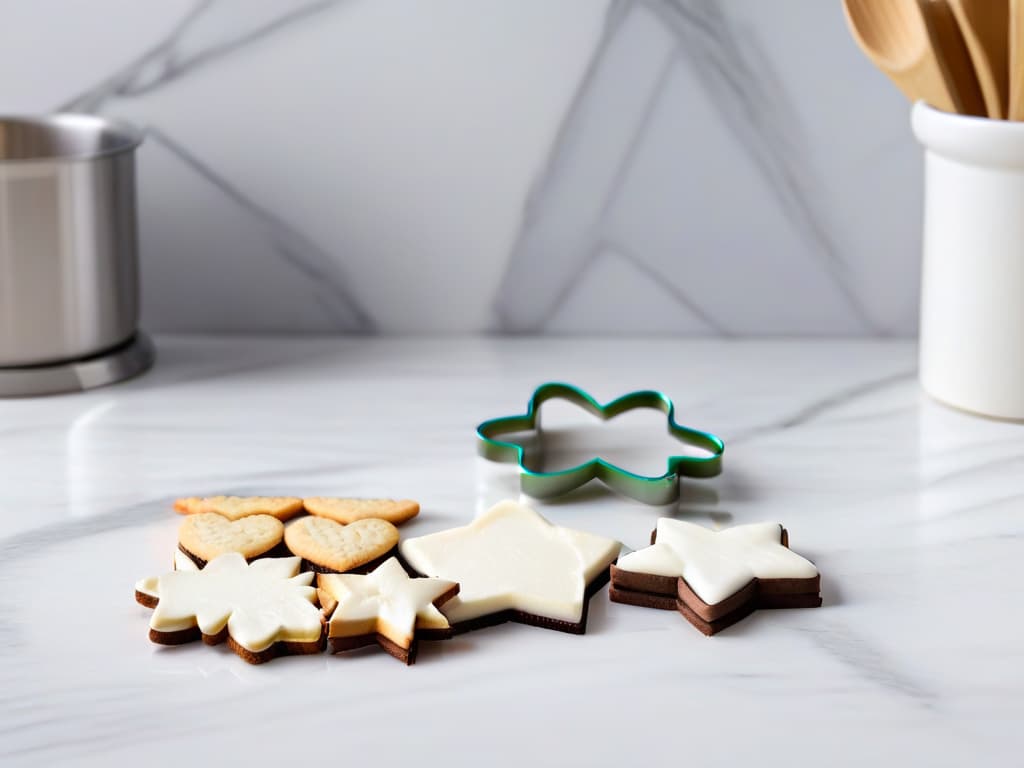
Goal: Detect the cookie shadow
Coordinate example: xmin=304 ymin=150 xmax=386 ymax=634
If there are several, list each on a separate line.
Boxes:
xmin=805 ymin=552 xmax=840 ymax=608
xmin=709 ymin=469 xmax=761 ymax=503
xmin=677 ymin=480 xmax=720 ymax=507
xmin=415 ymin=635 xmax=478 ymax=663
xmin=583 ymin=585 xmax=612 ymax=634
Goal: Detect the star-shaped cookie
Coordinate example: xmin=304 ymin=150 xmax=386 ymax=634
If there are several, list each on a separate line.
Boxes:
xmin=610 ymin=520 xmax=821 ymax=635
xmin=142 ymin=553 xmax=324 ymax=663
xmin=318 ymin=557 xmax=458 ymax=664
xmin=399 ymin=500 xmax=620 ymax=634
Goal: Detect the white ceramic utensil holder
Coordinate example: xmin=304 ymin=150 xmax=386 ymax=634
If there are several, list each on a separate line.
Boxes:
xmin=912 ymin=101 xmax=1024 ymax=420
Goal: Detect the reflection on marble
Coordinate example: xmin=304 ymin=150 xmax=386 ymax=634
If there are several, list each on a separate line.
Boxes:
xmin=0 ymin=0 xmax=920 ymax=334
xmin=0 ymin=336 xmax=1022 ymax=764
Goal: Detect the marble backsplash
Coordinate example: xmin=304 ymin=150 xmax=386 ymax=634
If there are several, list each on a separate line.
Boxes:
xmin=0 ymin=0 xmax=921 ymax=335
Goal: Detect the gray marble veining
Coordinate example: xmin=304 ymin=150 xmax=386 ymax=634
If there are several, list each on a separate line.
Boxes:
xmin=56 ymin=0 xmax=374 ymax=332
xmin=0 ymin=1 xmax=921 ymax=333
xmin=60 ymin=1 xmax=345 ymax=113
xmin=497 ymin=0 xmax=880 ymax=334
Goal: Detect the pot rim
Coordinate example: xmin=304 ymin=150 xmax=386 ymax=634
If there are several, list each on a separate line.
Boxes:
xmin=0 ymin=112 xmax=144 ymax=164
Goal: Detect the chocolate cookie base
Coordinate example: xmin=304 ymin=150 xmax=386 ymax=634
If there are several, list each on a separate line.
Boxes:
xmin=329 ymin=633 xmax=419 ymax=665
xmin=147 ymin=623 xmax=325 ymax=664
xmin=607 ymin=582 xmax=677 ymax=611
xmin=676 ymin=599 xmax=757 ymax=636
xmin=301 ymin=545 xmax=399 ymax=576
xmin=177 ymin=540 xmax=292 ymax=570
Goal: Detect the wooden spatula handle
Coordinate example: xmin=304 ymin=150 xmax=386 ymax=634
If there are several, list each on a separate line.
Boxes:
xmin=918 ymin=0 xmax=987 ymax=116
xmin=1010 ymin=0 xmax=1024 ymax=119
xmin=948 ymin=0 xmax=1010 ymax=118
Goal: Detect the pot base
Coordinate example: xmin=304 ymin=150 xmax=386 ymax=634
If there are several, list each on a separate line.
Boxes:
xmin=0 ymin=333 xmax=154 ymax=397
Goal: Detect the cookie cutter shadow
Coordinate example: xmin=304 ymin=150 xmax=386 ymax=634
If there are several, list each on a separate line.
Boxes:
xmin=705 ymin=467 xmax=761 ymax=504
xmin=666 ymin=506 xmax=734 ymax=527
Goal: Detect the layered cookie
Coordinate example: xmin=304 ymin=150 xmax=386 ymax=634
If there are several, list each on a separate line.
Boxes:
xmin=610 ymin=520 xmax=821 ymax=635
xmin=318 ymin=557 xmax=457 ymax=664
xmin=140 ymin=553 xmax=324 ymax=664
xmin=399 ymin=500 xmax=620 ymax=634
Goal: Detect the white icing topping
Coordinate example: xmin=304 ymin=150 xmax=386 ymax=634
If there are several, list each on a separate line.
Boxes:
xmin=398 ymin=500 xmax=620 ymax=624
xmin=148 ymin=553 xmax=321 ymax=652
xmin=616 ymin=520 xmax=818 ymax=606
xmin=134 ymin=550 xmax=199 ymax=599
xmin=318 ymin=557 xmax=456 ymax=649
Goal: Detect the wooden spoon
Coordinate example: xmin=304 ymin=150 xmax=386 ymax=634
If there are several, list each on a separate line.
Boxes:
xmin=917 ymin=0 xmax=987 ymax=117
xmin=1009 ymin=0 xmax=1024 ymax=119
xmin=948 ymin=0 xmax=1010 ymax=118
xmin=842 ymin=0 xmax=960 ymax=113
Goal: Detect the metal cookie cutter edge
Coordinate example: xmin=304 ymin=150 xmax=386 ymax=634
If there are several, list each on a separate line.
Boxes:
xmin=476 ymin=382 xmax=725 ymax=505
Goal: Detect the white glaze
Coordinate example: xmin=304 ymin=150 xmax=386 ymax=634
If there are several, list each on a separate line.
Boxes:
xmin=399 ymin=500 xmax=620 ymax=624
xmin=133 ymin=549 xmax=199 ymax=600
xmin=617 ymin=520 xmax=818 ymax=605
xmin=148 ymin=553 xmax=321 ymax=652
xmin=318 ymin=557 xmax=455 ymax=648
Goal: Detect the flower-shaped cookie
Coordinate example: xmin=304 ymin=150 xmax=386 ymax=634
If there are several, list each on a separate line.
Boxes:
xmin=476 ymin=383 xmax=724 ymax=504
xmin=140 ymin=553 xmax=324 ymax=664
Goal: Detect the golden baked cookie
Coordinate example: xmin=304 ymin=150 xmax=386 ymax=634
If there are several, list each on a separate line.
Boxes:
xmin=174 ymin=496 xmax=304 ymax=522
xmin=284 ymin=516 xmax=399 ymax=574
xmin=303 ymin=497 xmax=419 ymax=526
xmin=178 ymin=513 xmax=284 ymax=566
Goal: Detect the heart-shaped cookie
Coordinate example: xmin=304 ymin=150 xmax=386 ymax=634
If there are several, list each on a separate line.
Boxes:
xmin=174 ymin=496 xmax=304 ymax=521
xmin=178 ymin=513 xmax=284 ymax=566
xmin=284 ymin=516 xmax=399 ymax=574
xmin=303 ymin=497 xmax=419 ymax=525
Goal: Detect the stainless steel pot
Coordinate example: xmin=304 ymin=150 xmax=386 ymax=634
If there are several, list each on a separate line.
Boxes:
xmin=0 ymin=114 xmax=143 ymax=368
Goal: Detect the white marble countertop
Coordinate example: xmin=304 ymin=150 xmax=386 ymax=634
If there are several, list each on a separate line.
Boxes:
xmin=1 ymin=335 xmax=1021 ymax=766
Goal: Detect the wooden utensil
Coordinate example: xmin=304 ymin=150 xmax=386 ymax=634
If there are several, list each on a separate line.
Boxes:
xmin=842 ymin=0 xmax=960 ymax=113
xmin=948 ymin=0 xmax=1010 ymax=118
xmin=917 ymin=0 xmax=987 ymax=117
xmin=1009 ymin=0 xmax=1024 ymax=119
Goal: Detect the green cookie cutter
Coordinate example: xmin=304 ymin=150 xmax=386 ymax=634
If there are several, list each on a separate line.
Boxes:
xmin=476 ymin=382 xmax=724 ymax=505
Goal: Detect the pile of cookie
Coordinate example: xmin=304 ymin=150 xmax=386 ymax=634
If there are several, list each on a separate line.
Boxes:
xmin=135 ymin=496 xmax=822 ymax=665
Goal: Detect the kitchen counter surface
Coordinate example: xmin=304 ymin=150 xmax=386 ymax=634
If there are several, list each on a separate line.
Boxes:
xmin=1 ymin=336 xmax=1021 ymax=766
